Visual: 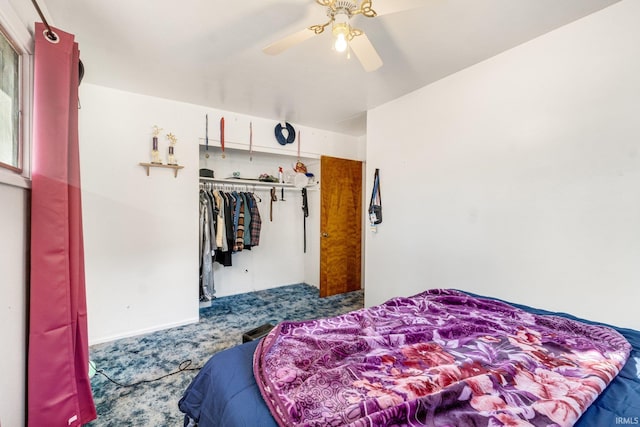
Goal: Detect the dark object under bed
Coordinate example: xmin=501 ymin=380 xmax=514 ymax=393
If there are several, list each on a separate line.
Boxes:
xmin=179 ymin=292 xmax=640 ymax=427
xmin=242 ymin=323 xmax=274 ymax=344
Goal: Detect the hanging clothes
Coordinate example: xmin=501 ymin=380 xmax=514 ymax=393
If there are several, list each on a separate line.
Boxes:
xmin=249 ymin=193 xmax=262 ymax=247
xmin=216 ymin=192 xmax=235 ymax=265
xmin=214 ymin=191 xmax=233 ymax=266
xmin=212 ymin=190 xmax=227 ymax=251
xmin=233 ymin=191 xmax=245 ymax=252
xmin=202 ymin=189 xmax=217 ymax=251
xmin=204 ymin=186 xmax=263 ymax=266
xmin=232 ymin=191 xmax=241 ymax=245
xmin=199 ymin=190 xmax=215 ymax=301
xmin=242 ymin=192 xmax=252 ymax=249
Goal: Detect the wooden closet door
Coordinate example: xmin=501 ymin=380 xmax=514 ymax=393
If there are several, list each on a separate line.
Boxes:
xmin=320 ymin=156 xmax=362 ymax=297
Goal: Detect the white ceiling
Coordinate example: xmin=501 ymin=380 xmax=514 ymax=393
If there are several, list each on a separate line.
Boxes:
xmin=21 ymin=0 xmax=620 ymax=136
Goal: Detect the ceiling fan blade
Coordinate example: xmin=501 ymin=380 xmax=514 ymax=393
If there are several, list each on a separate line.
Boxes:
xmin=349 ymin=32 xmax=383 ymax=72
xmin=372 ymin=0 xmax=424 ymax=16
xmin=263 ymin=28 xmax=317 ymax=55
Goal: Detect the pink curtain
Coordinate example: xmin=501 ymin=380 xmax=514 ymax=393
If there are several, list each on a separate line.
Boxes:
xmin=28 ymin=23 xmax=96 ymax=426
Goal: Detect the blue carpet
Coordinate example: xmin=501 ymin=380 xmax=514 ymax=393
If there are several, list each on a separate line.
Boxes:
xmin=87 ymin=283 xmax=364 ymax=426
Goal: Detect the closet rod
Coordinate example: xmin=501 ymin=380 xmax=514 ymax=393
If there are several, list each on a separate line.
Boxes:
xmin=31 ymin=0 xmax=55 ymax=40
xmin=200 ymin=177 xmax=317 ymax=190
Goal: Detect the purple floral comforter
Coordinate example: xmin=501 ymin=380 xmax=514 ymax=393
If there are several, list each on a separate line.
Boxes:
xmin=253 ymin=289 xmax=631 ymax=427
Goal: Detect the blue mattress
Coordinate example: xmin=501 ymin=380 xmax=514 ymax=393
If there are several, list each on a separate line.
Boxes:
xmin=179 ymin=294 xmax=640 ymax=427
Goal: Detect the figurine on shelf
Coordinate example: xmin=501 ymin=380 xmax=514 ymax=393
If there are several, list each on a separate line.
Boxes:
xmin=293 ymin=160 xmax=307 ymax=174
xmin=167 ymin=132 xmax=178 ymax=165
xmin=151 ymin=125 xmax=163 ymax=164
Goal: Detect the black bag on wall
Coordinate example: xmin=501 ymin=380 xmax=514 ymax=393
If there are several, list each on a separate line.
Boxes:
xmin=369 ymin=169 xmax=382 ymax=225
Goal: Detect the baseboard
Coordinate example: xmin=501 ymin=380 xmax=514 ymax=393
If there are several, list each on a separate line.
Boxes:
xmin=89 ymin=316 xmax=200 ymax=346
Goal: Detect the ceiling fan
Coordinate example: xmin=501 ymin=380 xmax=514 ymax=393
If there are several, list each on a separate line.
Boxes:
xmin=263 ymin=0 xmax=421 ymax=72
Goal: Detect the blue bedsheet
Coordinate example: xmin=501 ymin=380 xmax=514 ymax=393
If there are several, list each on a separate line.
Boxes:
xmin=179 ymin=294 xmax=640 ymax=427
xmin=179 ymin=338 xmax=277 ymax=427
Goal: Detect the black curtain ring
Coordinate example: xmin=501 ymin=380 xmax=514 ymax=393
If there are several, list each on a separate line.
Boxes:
xmin=275 ymin=122 xmax=296 ymax=145
xmin=42 ymin=28 xmax=59 ymax=43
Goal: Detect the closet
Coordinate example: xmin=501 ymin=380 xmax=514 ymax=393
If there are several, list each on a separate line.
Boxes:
xmin=198 ymin=145 xmax=321 ymax=303
xmin=199 ymin=181 xmax=263 ymax=301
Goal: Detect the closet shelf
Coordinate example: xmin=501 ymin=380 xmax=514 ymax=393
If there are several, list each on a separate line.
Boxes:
xmin=139 ymin=162 xmax=184 ymax=178
xmin=200 ymin=177 xmax=317 ymax=189
xmin=199 ymin=138 xmax=320 ymax=160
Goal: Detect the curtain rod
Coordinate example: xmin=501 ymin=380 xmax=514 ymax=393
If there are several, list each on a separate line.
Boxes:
xmin=30 ymin=0 xmax=85 ymax=83
xmin=30 ymin=0 xmax=56 ymax=41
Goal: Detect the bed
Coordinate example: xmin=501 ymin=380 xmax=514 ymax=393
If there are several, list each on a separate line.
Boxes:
xmin=179 ymin=289 xmax=640 ymax=426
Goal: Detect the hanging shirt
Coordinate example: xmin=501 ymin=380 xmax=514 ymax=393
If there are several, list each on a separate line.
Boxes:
xmin=233 ymin=191 xmax=245 ymax=252
xmin=249 ymin=193 xmax=262 ymax=247
xmin=199 ymin=191 xmax=214 ymax=300
xmin=213 ymin=191 xmax=228 ymax=252
xmin=204 ymin=189 xmax=217 ymax=252
xmin=214 ymin=191 xmax=234 ymax=267
xmin=223 ymin=192 xmax=235 ymax=258
xmin=232 ymin=191 xmax=242 ymax=241
xmin=242 ymin=193 xmax=252 ymax=248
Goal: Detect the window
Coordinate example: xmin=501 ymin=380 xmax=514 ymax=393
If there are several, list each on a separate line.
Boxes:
xmin=0 ymin=28 xmax=21 ymax=173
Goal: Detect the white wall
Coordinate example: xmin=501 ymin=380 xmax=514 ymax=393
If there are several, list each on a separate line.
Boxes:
xmin=79 ymin=84 xmax=200 ymax=344
xmin=0 ymin=183 xmax=28 ymax=427
xmin=79 ymin=84 xmax=363 ymax=344
xmin=365 ymin=0 xmax=640 ymax=330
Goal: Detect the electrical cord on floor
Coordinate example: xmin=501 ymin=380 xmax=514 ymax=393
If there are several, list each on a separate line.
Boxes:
xmin=94 ymin=359 xmax=202 ymax=388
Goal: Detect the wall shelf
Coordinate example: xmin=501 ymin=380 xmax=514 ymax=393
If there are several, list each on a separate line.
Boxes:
xmin=199 ymin=138 xmax=321 ymax=160
xmin=139 ymin=162 xmax=184 ymax=178
xmin=199 ymin=177 xmax=317 ymax=189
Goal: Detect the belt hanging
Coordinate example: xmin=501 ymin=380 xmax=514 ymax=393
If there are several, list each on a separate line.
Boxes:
xmin=205 ymin=114 xmax=209 ymax=151
xmin=301 ymin=188 xmax=309 ymax=253
xmin=270 ymin=187 xmax=277 ymax=221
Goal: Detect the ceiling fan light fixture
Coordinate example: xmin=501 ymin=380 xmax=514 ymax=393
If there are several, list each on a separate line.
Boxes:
xmin=332 ymin=12 xmax=350 ymax=53
xmin=264 ymin=0 xmax=386 ymax=71
xmin=333 ymin=27 xmax=348 ymax=52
